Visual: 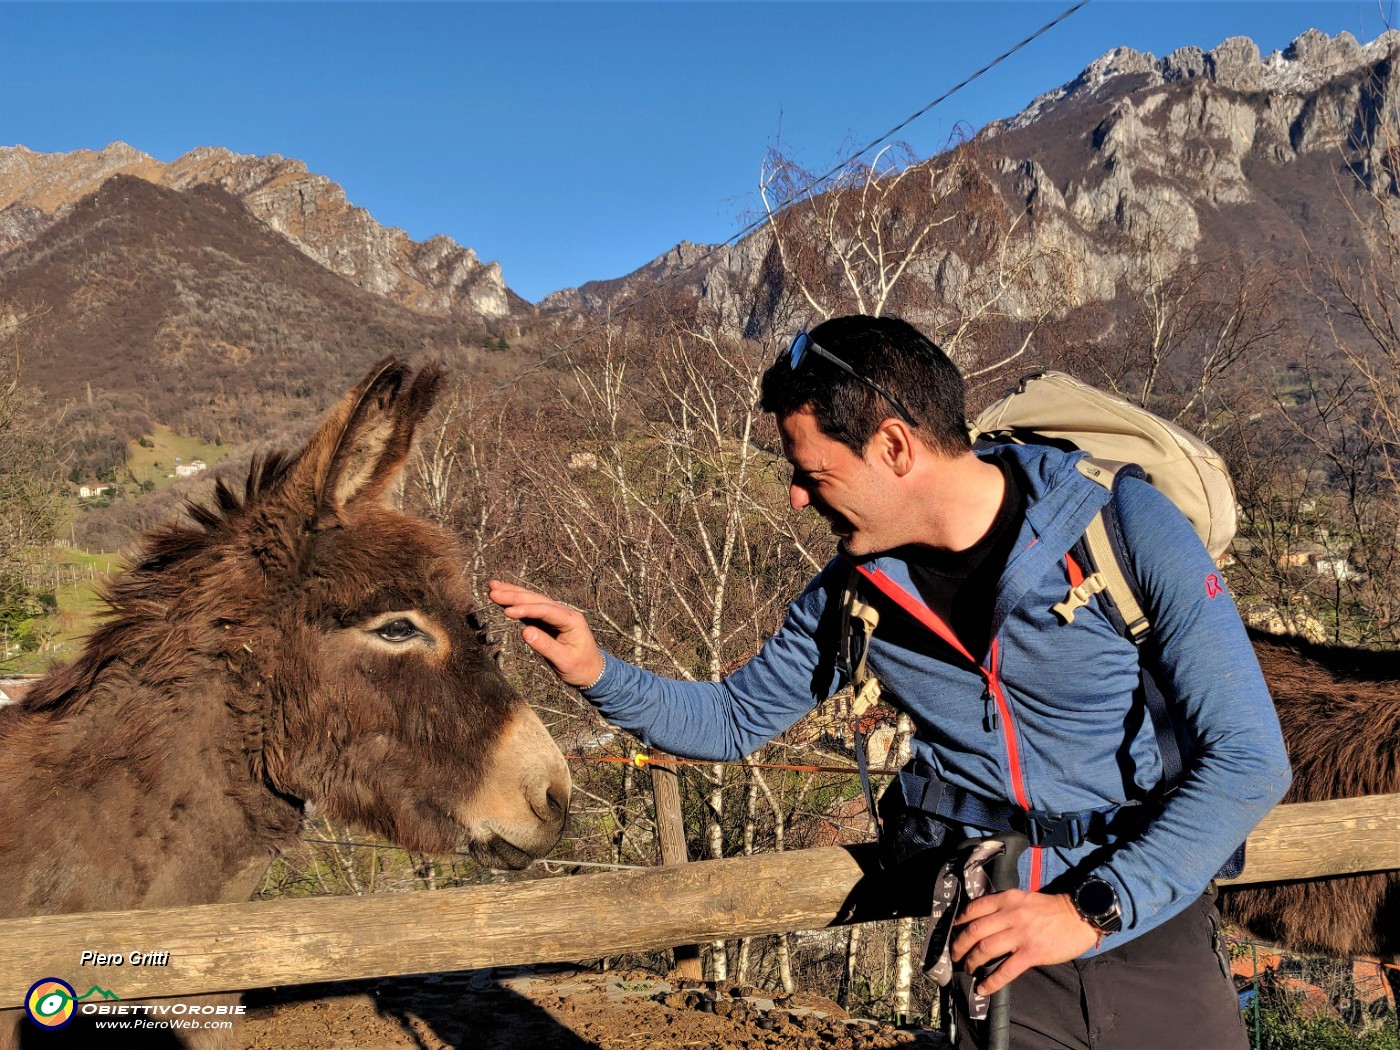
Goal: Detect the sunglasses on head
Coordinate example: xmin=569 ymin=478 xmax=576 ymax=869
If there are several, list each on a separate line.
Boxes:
xmin=787 ymin=331 xmax=920 ymax=427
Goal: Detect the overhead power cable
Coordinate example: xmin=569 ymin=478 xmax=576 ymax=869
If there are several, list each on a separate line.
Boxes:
xmin=791 ymin=0 xmax=1093 ymax=210
xmin=460 ymin=0 xmax=1092 ymax=415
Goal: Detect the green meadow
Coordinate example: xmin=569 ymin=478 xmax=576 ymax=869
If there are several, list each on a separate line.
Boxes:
xmin=2 ymin=546 xmax=124 ymax=674
xmin=124 ymin=424 xmax=235 ymax=491
xmin=3 ymin=428 xmax=237 ymax=675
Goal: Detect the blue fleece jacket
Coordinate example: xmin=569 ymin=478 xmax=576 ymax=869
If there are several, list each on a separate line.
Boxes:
xmin=581 ymin=443 xmax=1291 ymax=949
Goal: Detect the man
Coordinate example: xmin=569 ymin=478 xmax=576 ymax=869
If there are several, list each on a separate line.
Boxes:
xmin=491 ymin=314 xmax=1290 ymax=1049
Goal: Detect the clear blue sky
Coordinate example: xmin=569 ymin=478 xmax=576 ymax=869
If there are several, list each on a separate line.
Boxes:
xmin=3 ymin=2 xmax=1395 ymax=303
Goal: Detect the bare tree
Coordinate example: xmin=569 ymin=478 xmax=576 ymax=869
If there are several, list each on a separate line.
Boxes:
xmin=516 ymin=316 xmax=828 ymax=979
xmin=761 ymin=144 xmax=976 ymax=321
xmin=406 ymin=378 xmax=530 ymax=605
xmin=759 ymin=142 xmax=1073 ymax=380
xmin=1052 ymin=205 xmax=1289 ymax=432
xmin=1226 ymin=68 xmax=1400 ymax=646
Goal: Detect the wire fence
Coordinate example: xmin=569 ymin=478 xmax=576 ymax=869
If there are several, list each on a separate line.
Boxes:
xmin=1229 ymin=936 xmax=1398 ymax=1050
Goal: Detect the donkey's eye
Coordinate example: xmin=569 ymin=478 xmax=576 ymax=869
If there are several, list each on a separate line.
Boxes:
xmin=361 ymin=610 xmax=442 ymax=651
xmin=374 ymin=618 xmax=422 ymax=643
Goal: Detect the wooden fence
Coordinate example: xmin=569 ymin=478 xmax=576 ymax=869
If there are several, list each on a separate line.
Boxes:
xmin=1 ymin=792 xmax=1396 ymax=1010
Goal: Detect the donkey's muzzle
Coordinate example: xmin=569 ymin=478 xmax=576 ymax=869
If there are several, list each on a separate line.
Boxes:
xmin=456 ymin=703 xmax=571 ymax=869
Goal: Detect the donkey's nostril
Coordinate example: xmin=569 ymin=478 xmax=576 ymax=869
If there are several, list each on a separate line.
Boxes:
xmin=547 ymin=783 xmax=568 ymax=819
xmin=531 ymin=780 xmax=569 ymax=824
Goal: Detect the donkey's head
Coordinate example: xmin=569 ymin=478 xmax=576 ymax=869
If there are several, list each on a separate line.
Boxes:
xmin=227 ymin=359 xmax=569 ymax=868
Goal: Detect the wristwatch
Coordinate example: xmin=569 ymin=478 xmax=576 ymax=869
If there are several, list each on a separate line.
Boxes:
xmin=1072 ymin=876 xmax=1123 ymax=936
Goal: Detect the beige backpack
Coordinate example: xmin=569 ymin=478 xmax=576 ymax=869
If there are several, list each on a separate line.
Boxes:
xmin=970 ymin=371 xmax=1237 ymax=560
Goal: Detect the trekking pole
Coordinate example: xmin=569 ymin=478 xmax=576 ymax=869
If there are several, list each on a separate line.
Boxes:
xmin=984 ymin=831 xmax=1030 ymax=1050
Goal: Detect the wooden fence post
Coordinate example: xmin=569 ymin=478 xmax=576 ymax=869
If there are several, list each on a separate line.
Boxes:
xmin=651 ymin=752 xmax=703 ymax=979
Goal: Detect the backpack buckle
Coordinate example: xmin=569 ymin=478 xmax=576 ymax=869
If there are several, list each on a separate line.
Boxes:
xmin=1051 ymin=573 xmax=1107 ymax=625
xmin=1016 ymin=806 xmax=1127 ymax=848
xmin=1017 ymin=809 xmax=1091 ymax=848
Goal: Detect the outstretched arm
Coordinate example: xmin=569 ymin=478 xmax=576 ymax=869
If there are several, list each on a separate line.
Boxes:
xmin=490 ymin=566 xmax=844 ymax=762
xmin=489 ymin=580 xmax=606 ymax=689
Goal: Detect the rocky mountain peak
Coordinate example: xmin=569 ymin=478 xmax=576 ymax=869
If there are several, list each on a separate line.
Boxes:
xmin=991 ymin=27 xmax=1399 ymax=131
xmin=1081 ymin=46 xmax=1159 ymax=91
xmin=0 ymin=142 xmax=511 ymax=320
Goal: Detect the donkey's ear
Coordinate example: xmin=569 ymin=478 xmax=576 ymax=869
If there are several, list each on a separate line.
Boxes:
xmin=286 ymin=358 xmax=445 ymax=523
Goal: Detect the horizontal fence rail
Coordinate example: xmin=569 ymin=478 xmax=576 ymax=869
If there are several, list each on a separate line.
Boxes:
xmin=2 ymin=792 xmax=1397 ymax=1010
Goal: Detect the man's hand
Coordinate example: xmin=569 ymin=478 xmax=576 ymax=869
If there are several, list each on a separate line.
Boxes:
xmin=488 ymin=580 xmax=606 ymax=688
xmin=949 ymin=890 xmax=1100 ymax=997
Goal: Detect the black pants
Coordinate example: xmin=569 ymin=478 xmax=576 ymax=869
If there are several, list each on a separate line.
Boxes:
xmin=947 ymin=892 xmax=1247 ymax=1050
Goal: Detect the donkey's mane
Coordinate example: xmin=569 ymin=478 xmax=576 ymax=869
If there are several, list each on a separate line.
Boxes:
xmin=14 ymin=449 xmax=300 ymax=719
xmin=142 ymin=450 xmax=299 ymax=569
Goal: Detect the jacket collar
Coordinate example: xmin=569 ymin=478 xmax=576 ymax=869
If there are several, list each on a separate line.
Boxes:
xmin=847 ymin=444 xmax=1112 ymax=645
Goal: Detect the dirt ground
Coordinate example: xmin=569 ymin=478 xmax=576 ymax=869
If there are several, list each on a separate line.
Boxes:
xmin=240 ymin=968 xmax=951 ymax=1050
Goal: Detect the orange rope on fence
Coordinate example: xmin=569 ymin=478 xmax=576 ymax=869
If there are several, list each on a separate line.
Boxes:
xmin=565 ymin=752 xmax=901 ymax=776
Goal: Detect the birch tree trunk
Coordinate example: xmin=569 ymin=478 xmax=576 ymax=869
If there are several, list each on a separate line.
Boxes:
xmin=889 ymin=714 xmax=916 ymax=1021
xmin=706 ymin=761 xmax=728 ymax=981
xmin=735 ymin=774 xmax=760 ymax=984
xmin=840 ymin=925 xmax=862 ymax=1009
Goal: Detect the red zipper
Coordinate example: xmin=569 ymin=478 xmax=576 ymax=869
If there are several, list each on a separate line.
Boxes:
xmin=985 ymin=640 xmax=1030 ymax=810
xmin=855 ymin=564 xmax=1043 ymax=889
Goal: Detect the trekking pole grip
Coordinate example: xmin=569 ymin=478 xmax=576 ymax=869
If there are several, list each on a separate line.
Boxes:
xmin=984 ymin=831 xmax=1030 ymax=1050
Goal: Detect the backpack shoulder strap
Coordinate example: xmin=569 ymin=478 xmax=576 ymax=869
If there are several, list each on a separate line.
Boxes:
xmin=1063 ymin=458 xmax=1151 ymax=641
xmin=1080 ymin=506 xmax=1151 ymax=643
xmin=839 ymin=565 xmax=884 ymax=718
xmin=1065 ymin=462 xmax=1184 ymax=788
xmin=839 ymin=564 xmax=888 ymax=839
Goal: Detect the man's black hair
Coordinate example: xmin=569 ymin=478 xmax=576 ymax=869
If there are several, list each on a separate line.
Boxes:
xmin=759 ymin=315 xmax=969 ymax=456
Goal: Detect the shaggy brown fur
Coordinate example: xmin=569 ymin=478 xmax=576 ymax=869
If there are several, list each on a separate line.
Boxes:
xmin=0 ymin=360 xmax=570 ymax=1048
xmin=1218 ymin=628 xmax=1400 ymax=964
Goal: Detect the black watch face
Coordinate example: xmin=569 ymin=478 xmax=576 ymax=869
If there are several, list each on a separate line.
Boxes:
xmin=1077 ymin=878 xmax=1116 ymax=918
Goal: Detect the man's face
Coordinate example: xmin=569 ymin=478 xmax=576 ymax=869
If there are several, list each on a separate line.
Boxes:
xmin=778 ymin=407 xmax=899 ymax=557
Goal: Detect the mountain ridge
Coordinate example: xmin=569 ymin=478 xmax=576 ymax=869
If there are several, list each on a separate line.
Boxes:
xmin=0 ymin=142 xmax=513 ymax=319
xmin=545 ymin=27 xmax=1398 ymax=350
xmin=985 ymin=27 xmax=1400 ymax=134
xmin=0 ymin=174 xmax=502 ymax=448
xmin=5 ymin=27 xmax=1396 ymax=445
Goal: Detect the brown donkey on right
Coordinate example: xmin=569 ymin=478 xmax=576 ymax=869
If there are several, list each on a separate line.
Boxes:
xmin=1219 ymin=628 xmax=1400 ymax=1004
xmin=1 ymin=359 xmax=570 ymax=1048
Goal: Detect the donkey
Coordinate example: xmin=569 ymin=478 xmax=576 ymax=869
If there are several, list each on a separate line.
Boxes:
xmin=0 ymin=359 xmax=570 ymax=1048
xmin=1219 ymin=627 xmax=1400 ymax=999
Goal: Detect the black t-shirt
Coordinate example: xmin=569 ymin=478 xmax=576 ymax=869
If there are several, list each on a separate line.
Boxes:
xmin=905 ymin=456 xmax=1025 ymax=662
